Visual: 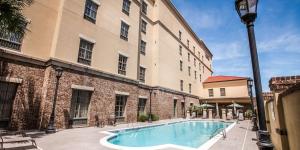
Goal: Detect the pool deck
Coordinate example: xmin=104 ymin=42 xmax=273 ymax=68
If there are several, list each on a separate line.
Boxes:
xmin=11 ymin=119 xmax=258 ymax=150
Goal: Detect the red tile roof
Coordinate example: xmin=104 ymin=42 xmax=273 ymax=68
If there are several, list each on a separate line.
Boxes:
xmin=203 ymin=76 xmax=249 ymax=83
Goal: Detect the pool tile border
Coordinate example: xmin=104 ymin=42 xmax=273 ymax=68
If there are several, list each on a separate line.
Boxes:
xmin=99 ymin=119 xmax=236 ymax=150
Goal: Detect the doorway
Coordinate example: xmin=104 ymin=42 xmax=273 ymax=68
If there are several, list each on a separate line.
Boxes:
xmin=0 ymin=81 xmax=18 ymax=129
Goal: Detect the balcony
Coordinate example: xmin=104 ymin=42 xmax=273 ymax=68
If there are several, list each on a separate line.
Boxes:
xmin=0 ymin=32 xmax=23 ymax=51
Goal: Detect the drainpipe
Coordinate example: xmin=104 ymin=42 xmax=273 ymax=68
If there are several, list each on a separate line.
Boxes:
xmin=148 ymin=89 xmax=152 ymax=123
xmin=136 ymin=0 xmax=143 ymax=80
xmin=183 ymin=95 xmax=186 ymax=119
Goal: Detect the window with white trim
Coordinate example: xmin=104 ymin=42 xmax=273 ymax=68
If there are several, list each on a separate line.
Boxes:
xmin=180 ymin=80 xmax=183 ymax=91
xmin=78 ymin=39 xmax=94 ymax=65
xmin=115 ymin=95 xmax=127 ymax=118
xmin=122 ymin=0 xmax=131 ymax=15
xmin=142 ymin=1 xmax=147 ymax=15
xmin=118 ymin=54 xmax=128 ymax=75
xmin=180 ymin=61 xmax=183 ymax=71
xmin=141 ymin=20 xmax=147 ymax=33
xmin=189 ymin=83 xmax=192 ymax=94
xmin=84 ymin=0 xmax=98 ymax=23
xmin=179 ymin=45 xmax=182 ymax=55
xmin=140 ymin=40 xmax=146 ymax=55
xmin=139 ymin=67 xmax=146 ymax=83
xmin=120 ymin=21 xmax=129 ymax=41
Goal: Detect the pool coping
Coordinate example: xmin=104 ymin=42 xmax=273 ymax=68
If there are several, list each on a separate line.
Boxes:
xmin=99 ymin=119 xmax=236 ymax=150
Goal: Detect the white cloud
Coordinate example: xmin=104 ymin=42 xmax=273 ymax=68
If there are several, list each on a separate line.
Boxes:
xmin=177 ymin=4 xmax=224 ymax=30
xmin=258 ymin=32 xmax=300 ymax=53
xmin=209 ymin=42 xmax=248 ymax=60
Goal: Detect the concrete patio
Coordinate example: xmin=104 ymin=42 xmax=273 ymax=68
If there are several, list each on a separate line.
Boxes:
xmin=5 ymin=119 xmax=258 ymax=150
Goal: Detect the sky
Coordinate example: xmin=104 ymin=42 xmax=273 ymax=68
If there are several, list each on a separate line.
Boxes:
xmin=171 ymin=0 xmax=300 ymax=91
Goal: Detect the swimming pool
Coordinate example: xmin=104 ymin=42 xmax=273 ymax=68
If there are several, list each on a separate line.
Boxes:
xmin=101 ymin=121 xmax=234 ymax=149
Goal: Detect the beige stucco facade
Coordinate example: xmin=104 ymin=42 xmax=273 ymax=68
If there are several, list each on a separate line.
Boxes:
xmin=11 ymin=0 xmax=213 ymax=97
xmin=203 ymin=79 xmax=251 ymax=104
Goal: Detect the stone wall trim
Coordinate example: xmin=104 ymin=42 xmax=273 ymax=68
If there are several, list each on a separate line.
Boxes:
xmin=115 ymin=91 xmax=130 ymax=96
xmin=0 ymin=77 xmax=23 ymax=83
xmin=138 ymin=95 xmax=148 ymax=99
xmin=71 ymin=84 xmax=95 ymax=91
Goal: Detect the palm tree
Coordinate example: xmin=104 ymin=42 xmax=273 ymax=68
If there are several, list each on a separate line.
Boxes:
xmin=0 ymin=0 xmax=33 ymax=36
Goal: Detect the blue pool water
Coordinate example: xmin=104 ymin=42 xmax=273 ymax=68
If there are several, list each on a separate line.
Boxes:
xmin=108 ymin=121 xmax=231 ymax=148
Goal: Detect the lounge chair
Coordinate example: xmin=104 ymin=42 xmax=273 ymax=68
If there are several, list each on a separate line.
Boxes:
xmin=0 ymin=130 xmax=36 ymax=150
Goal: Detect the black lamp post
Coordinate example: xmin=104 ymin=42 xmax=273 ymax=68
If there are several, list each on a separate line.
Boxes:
xmin=235 ymin=0 xmax=273 ymax=149
xmin=247 ymin=78 xmax=259 ymax=131
xmin=46 ymin=67 xmax=63 ymax=134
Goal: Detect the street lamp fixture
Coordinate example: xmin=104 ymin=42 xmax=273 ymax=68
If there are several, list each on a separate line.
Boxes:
xmin=235 ymin=0 xmax=274 ymax=149
xmin=247 ymin=78 xmax=258 ymax=131
xmin=46 ymin=67 xmax=63 ymax=134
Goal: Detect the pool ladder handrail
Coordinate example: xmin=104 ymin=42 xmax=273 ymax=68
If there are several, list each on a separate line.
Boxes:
xmin=209 ymin=128 xmax=226 ymax=139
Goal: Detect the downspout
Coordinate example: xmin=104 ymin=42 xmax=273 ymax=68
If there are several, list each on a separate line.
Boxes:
xmin=136 ymin=0 xmax=143 ymax=80
xmin=148 ymin=89 xmax=152 ymax=122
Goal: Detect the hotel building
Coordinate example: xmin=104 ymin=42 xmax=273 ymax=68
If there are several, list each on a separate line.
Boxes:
xmin=0 ymin=0 xmax=213 ymax=130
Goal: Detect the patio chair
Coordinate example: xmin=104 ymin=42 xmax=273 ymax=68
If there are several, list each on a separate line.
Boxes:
xmin=107 ymin=114 xmax=116 ymax=126
xmin=0 ymin=130 xmax=37 ymax=150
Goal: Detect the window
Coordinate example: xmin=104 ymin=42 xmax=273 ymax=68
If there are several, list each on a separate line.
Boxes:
xmin=187 ymin=40 xmax=189 ymax=48
xmin=199 ymin=62 xmax=201 ymax=71
xmin=70 ymin=90 xmax=92 ymax=125
xmin=220 ymin=88 xmax=226 ymax=96
xmin=84 ymin=0 xmax=98 ymax=23
xmin=115 ymin=95 xmax=127 ymax=118
xmin=180 ymin=80 xmax=183 ymax=91
xmin=209 ymin=89 xmax=214 ymax=97
xmin=203 ymin=66 xmax=205 ymax=73
xmin=194 ymin=58 xmax=196 ymax=66
xmin=179 ymin=45 xmax=182 ymax=55
xmin=141 ymin=20 xmax=147 ymax=33
xmin=202 ymin=56 xmax=204 ymax=61
xmin=78 ymin=39 xmax=94 ymax=65
xmin=188 ymin=66 xmax=191 ymax=76
xmin=0 ymin=31 xmax=23 ymax=51
xmin=188 ymin=53 xmax=190 ymax=61
xmin=194 ymin=71 xmax=197 ymax=79
xmin=142 ymin=1 xmax=147 ymax=15
xmin=118 ymin=54 xmax=128 ymax=75
xmin=193 ymin=46 xmax=195 ymax=53
xmin=0 ymin=81 xmax=18 ymax=128
xmin=199 ymin=74 xmax=202 ymax=82
xmin=198 ymin=52 xmax=200 ymax=58
xmin=138 ymin=98 xmax=147 ymax=115
xmin=122 ymin=0 xmax=131 ymax=15
xmin=140 ymin=40 xmax=146 ymax=55
xmin=120 ymin=21 xmax=129 ymax=40
xmin=180 ymin=61 xmax=183 ymax=71
xmin=179 ymin=31 xmax=182 ymax=40
xmin=189 ymin=83 xmax=192 ymax=94
xmin=139 ymin=67 xmax=146 ymax=83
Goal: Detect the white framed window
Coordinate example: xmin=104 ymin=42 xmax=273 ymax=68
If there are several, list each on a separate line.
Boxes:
xmin=179 ymin=45 xmax=182 ymax=55
xmin=78 ymin=39 xmax=94 ymax=65
xmin=118 ymin=54 xmax=128 ymax=75
xmin=209 ymin=89 xmax=214 ymax=97
xmin=122 ymin=0 xmax=131 ymax=15
xmin=139 ymin=67 xmax=146 ymax=83
xmin=180 ymin=61 xmax=183 ymax=71
xmin=180 ymin=80 xmax=183 ymax=91
xmin=84 ymin=0 xmax=98 ymax=23
xmin=140 ymin=40 xmax=146 ymax=55
xmin=120 ymin=21 xmax=129 ymax=41
xmin=142 ymin=1 xmax=148 ymax=15
xmin=141 ymin=20 xmax=147 ymax=33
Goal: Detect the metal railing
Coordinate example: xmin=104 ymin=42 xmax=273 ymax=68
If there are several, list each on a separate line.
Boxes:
xmin=0 ymin=32 xmax=22 ymax=51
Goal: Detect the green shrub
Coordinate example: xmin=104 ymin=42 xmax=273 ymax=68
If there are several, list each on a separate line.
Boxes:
xmin=138 ymin=113 xmax=148 ymax=122
xmin=150 ymin=114 xmax=159 ymax=121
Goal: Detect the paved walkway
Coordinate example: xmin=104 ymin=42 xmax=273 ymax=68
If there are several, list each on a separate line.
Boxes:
xmin=15 ymin=119 xmax=258 ymax=150
xmin=209 ymin=120 xmax=258 ymax=150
